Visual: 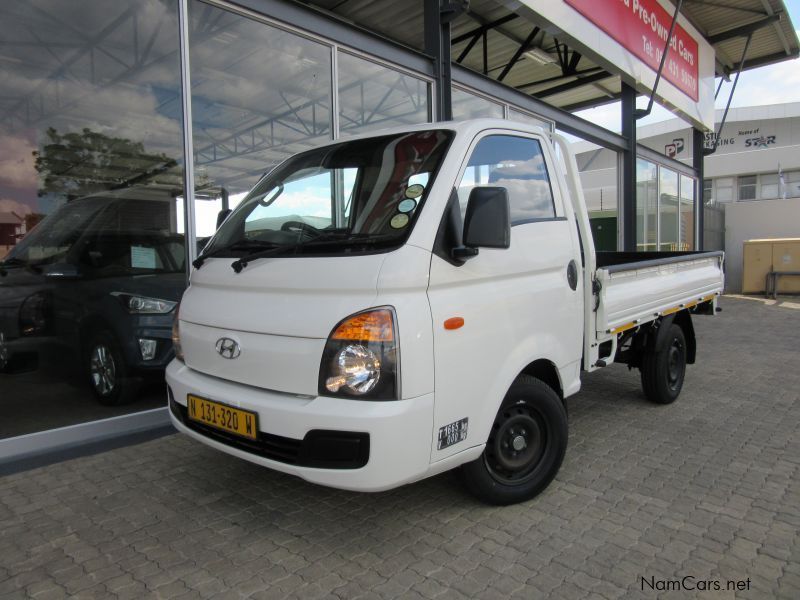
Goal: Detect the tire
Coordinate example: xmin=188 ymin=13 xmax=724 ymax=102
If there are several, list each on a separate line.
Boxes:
xmin=86 ymin=330 xmax=138 ymax=405
xmin=640 ymin=323 xmax=686 ymax=405
xmin=460 ymin=376 xmax=568 ymax=505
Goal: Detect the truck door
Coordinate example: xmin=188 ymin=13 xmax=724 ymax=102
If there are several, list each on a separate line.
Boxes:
xmin=426 ymin=132 xmax=583 ymax=462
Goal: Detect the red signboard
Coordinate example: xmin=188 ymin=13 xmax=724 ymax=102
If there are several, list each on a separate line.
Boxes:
xmin=565 ymin=0 xmax=699 ymax=101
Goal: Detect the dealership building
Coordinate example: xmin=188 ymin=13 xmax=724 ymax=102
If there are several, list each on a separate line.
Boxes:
xmin=575 ymin=101 xmax=800 ymax=291
xmin=0 ymin=0 xmax=798 ymax=466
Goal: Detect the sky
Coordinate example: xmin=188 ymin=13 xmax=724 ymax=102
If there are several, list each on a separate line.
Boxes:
xmin=575 ymin=0 xmax=800 ymax=132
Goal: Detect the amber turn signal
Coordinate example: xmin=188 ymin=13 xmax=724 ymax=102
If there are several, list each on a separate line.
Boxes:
xmin=444 ymin=317 xmax=464 ymax=330
xmin=331 ymin=308 xmax=394 ymax=342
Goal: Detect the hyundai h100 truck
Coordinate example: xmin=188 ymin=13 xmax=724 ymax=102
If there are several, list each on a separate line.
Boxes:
xmin=166 ymin=120 xmax=723 ymax=505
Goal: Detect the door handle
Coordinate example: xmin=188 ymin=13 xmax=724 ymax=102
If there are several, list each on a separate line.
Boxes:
xmin=567 ymin=260 xmax=578 ymax=291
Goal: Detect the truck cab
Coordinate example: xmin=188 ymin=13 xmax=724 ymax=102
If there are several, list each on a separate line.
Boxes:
xmin=167 ymin=119 xmax=723 ymax=504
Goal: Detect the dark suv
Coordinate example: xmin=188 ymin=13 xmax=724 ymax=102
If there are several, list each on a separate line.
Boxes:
xmin=0 ymin=188 xmax=186 ymax=404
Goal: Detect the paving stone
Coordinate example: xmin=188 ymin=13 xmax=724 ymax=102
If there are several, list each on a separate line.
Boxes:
xmin=1 ymin=297 xmax=799 ymax=599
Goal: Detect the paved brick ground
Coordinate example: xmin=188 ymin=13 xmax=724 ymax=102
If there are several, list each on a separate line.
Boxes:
xmin=1 ymin=296 xmax=799 ymax=599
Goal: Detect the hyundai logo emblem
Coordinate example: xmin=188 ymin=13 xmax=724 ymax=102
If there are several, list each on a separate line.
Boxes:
xmin=215 ymin=337 xmax=241 ymax=359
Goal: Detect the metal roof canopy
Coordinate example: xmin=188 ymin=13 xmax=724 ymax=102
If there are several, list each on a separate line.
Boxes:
xmin=304 ymin=0 xmax=799 ymax=126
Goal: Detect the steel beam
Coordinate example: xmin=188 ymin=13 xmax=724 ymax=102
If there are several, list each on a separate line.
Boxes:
xmin=620 ymin=82 xmax=637 ymax=252
xmin=452 ymin=64 xmax=628 ymax=151
xmin=535 ymin=71 xmax=612 ymax=99
xmin=706 ymin=13 xmax=781 ymax=44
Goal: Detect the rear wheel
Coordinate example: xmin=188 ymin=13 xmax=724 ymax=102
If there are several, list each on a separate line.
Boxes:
xmin=87 ymin=330 xmax=138 ymax=405
xmin=640 ymin=323 xmax=686 ymax=404
xmin=460 ymin=376 xmax=568 ymax=505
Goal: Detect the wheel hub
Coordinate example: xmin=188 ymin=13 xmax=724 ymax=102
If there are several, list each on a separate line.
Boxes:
xmin=485 ymin=406 xmax=547 ymax=484
xmin=90 ymin=344 xmax=116 ymax=396
xmin=667 ymin=338 xmax=685 ymax=389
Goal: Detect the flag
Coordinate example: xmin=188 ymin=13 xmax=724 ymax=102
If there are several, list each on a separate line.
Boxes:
xmin=779 ymin=163 xmax=786 ymax=200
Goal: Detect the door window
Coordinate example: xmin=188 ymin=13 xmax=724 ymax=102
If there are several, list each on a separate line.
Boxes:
xmin=458 ymin=135 xmax=556 ymax=224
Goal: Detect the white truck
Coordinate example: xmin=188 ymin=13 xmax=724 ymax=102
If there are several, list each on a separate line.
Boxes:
xmin=166 ymin=119 xmax=723 ymax=505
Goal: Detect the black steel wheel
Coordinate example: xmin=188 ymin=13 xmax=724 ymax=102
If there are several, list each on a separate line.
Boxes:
xmin=86 ymin=330 xmax=138 ymax=406
xmin=460 ymin=375 xmax=568 ymax=505
xmin=641 ymin=323 xmax=686 ymax=404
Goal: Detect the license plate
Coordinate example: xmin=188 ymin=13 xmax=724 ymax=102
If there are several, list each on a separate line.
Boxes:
xmin=187 ymin=395 xmax=258 ymax=441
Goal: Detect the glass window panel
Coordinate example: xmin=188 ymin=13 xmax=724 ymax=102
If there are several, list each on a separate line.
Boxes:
xmin=338 ymin=53 xmax=430 ymax=136
xmin=659 ymin=167 xmax=679 ymax=251
xmin=783 ymin=171 xmax=800 ymax=198
xmin=703 ymin=179 xmax=713 ymax=205
xmin=636 ymin=159 xmax=658 ymax=251
xmin=451 ymin=88 xmax=504 ymax=120
xmin=189 ymin=1 xmax=332 ymax=238
xmin=680 ymin=175 xmax=695 ymax=251
xmin=715 ymin=177 xmax=733 ymax=203
xmin=508 ymin=108 xmax=553 ymax=131
xmin=0 ymin=0 xmax=185 ymax=438
xmin=458 ymin=135 xmax=556 ymax=224
xmin=761 ymin=173 xmax=779 ymax=200
xmin=738 ymin=175 xmax=757 ymax=201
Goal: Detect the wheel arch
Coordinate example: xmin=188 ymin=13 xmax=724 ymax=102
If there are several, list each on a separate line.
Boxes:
xmin=519 ymin=359 xmax=563 ymax=400
xmin=673 ymin=310 xmax=696 ymax=364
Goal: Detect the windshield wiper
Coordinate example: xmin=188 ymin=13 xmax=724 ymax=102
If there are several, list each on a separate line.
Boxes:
xmin=192 ymin=240 xmax=278 ymax=269
xmin=299 ymin=233 xmax=398 ymax=247
xmin=230 ymin=244 xmax=290 ymax=273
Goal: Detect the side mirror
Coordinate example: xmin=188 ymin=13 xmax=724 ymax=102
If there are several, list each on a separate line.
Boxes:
xmin=216 ymin=208 xmax=232 ymax=229
xmin=452 ymin=187 xmax=510 ymax=261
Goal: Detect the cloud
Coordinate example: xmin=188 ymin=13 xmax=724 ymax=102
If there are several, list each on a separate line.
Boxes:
xmin=0 ymin=133 xmax=37 ymax=189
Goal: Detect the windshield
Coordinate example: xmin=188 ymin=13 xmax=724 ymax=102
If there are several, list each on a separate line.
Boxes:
xmin=206 ymin=130 xmax=453 ymax=256
xmin=4 ymin=196 xmax=184 ymax=274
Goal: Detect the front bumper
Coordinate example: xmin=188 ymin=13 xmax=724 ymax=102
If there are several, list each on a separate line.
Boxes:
xmin=165 ymin=360 xmax=436 ymax=492
xmin=0 ymin=334 xmax=73 ymax=375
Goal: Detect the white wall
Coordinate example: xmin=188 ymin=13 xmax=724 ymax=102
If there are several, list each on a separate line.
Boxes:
xmin=724 ymin=197 xmax=800 ymax=292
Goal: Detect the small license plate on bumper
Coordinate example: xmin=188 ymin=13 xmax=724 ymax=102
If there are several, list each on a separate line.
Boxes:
xmin=187 ymin=395 xmax=258 ymax=440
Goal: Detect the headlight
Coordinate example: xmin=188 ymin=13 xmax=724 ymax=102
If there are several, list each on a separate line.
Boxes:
xmin=19 ymin=292 xmax=51 ymax=336
xmin=111 ymin=292 xmax=177 ymax=314
xmin=172 ymin=302 xmax=183 ymax=361
xmin=319 ymin=307 xmax=399 ymax=400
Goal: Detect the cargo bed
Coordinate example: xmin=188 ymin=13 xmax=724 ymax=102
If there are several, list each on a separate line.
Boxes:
xmin=594 ymin=250 xmax=724 ymax=337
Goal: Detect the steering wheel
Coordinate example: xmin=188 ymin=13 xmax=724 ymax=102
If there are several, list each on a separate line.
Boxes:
xmin=280 ymin=221 xmax=323 ymax=237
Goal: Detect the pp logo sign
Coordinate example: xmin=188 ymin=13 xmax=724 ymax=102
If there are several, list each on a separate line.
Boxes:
xmin=665 ymin=138 xmax=685 ymax=158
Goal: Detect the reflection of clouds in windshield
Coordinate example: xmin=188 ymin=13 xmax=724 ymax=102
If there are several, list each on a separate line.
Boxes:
xmin=273 ymin=189 xmax=332 ymax=218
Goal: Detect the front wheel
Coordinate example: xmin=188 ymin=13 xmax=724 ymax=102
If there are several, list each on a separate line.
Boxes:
xmin=87 ymin=330 xmax=138 ymax=406
xmin=640 ymin=323 xmax=686 ymax=404
xmin=460 ymin=376 xmax=568 ymax=505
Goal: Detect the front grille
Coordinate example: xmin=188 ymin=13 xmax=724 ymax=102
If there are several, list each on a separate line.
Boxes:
xmin=169 ymin=390 xmax=369 ymax=469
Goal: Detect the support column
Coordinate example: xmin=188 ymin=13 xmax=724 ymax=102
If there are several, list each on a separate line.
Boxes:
xmin=424 ymin=0 xmax=456 ymax=121
xmin=693 ymin=127 xmax=705 ymax=250
xmin=620 ymin=82 xmax=637 ymax=252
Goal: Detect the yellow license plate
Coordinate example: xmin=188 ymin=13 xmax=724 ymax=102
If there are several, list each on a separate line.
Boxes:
xmin=187 ymin=395 xmax=258 ymax=440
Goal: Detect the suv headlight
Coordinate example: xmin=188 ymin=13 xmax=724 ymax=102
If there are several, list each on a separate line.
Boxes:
xmin=19 ymin=292 xmax=51 ymax=336
xmin=319 ymin=307 xmax=399 ymax=400
xmin=111 ymin=292 xmax=177 ymax=314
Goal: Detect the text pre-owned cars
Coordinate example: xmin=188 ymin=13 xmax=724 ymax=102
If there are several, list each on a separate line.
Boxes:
xmin=167 ymin=120 xmax=723 ymax=505
xmin=0 ymin=186 xmax=185 ymax=405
